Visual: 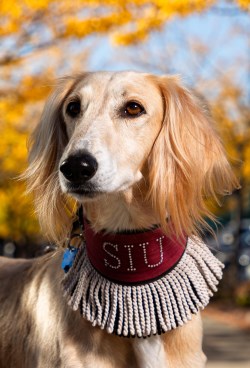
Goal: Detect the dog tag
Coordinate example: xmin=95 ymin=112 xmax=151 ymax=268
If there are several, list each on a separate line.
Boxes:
xmin=61 ymin=246 xmax=78 ymax=273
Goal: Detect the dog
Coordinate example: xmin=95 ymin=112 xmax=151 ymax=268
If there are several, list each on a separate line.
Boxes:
xmin=0 ymin=72 xmax=239 ymax=368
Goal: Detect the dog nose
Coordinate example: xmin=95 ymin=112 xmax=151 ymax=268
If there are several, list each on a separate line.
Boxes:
xmin=60 ymin=152 xmax=98 ymax=183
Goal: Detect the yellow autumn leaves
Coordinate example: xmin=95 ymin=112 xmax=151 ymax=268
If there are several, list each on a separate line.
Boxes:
xmin=1 ymin=1 xmax=249 ymax=42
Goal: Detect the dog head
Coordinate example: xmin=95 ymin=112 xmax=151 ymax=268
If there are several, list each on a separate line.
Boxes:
xmin=58 ymin=72 xmax=164 ymax=200
xmin=25 ymin=71 xmax=239 ymax=244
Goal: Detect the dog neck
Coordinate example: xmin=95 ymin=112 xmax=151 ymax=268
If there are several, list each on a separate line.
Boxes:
xmin=83 ymin=187 xmax=160 ymax=234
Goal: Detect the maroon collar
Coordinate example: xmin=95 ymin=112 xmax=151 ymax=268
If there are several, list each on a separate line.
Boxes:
xmin=84 ymin=220 xmax=187 ymax=285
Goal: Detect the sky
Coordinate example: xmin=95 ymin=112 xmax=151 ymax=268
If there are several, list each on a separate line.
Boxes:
xmin=1 ymin=2 xmax=248 ymax=102
xmin=83 ymin=6 xmax=249 ymax=101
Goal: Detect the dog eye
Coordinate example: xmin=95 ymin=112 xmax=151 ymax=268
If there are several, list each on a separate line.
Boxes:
xmin=124 ymin=102 xmax=145 ymax=117
xmin=66 ymin=101 xmax=81 ymax=118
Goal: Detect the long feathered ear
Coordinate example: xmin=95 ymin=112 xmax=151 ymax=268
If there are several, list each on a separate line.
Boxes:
xmin=23 ymin=75 xmax=82 ymax=245
xmin=147 ymin=75 xmax=240 ymax=238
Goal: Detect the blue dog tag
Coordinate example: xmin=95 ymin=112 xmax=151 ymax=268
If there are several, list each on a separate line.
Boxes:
xmin=61 ymin=246 xmax=78 ymax=273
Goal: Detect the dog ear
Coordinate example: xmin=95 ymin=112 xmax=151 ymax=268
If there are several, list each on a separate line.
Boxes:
xmin=24 ymin=75 xmax=83 ymax=244
xmin=147 ymin=76 xmax=239 ymax=238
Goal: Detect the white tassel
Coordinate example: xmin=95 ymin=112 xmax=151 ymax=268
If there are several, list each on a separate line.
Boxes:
xmin=62 ymin=237 xmax=224 ymax=337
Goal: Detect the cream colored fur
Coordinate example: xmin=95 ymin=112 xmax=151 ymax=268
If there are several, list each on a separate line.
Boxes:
xmin=0 ymin=71 xmax=239 ymax=367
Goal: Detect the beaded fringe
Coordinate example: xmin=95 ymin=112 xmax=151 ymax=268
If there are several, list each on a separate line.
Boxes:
xmin=62 ymin=237 xmax=224 ymax=338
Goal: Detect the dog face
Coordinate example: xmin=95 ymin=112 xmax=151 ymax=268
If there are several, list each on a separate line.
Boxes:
xmin=59 ymin=72 xmax=163 ymax=200
xmin=25 ymin=71 xmax=239 ymax=243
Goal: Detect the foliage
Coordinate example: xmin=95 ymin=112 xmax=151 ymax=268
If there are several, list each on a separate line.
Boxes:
xmin=210 ymin=78 xmax=250 ymax=218
xmin=0 ymin=1 xmax=249 ymax=59
xmin=0 ymin=74 xmax=52 ymax=242
xmin=0 ymin=0 xmax=249 ymax=243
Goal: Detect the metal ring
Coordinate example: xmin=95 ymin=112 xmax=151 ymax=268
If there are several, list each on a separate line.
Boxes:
xmin=67 ymin=233 xmax=84 ymax=249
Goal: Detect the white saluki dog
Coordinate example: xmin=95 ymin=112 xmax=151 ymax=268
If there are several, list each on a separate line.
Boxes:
xmin=0 ymin=72 xmax=238 ymax=368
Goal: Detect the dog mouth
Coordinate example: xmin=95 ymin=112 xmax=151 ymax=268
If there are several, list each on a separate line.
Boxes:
xmin=66 ymin=183 xmax=101 ymax=198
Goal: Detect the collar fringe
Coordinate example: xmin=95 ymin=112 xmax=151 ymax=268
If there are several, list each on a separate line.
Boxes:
xmin=62 ymin=237 xmax=223 ymax=338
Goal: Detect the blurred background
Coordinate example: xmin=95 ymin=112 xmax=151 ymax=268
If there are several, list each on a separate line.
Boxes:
xmin=0 ymin=1 xmax=249 ymax=366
